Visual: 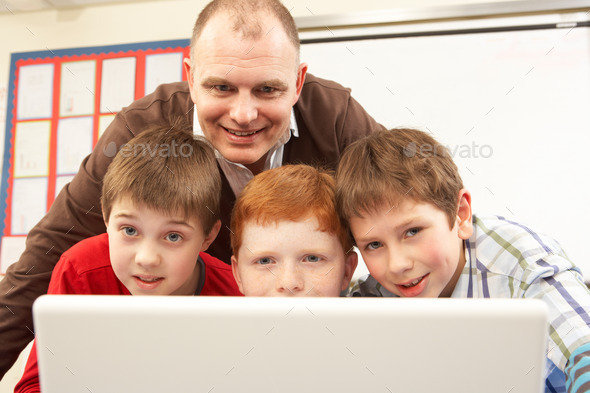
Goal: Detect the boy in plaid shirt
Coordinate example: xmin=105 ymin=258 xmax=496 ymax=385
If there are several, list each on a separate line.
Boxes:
xmin=336 ymin=128 xmax=590 ymax=392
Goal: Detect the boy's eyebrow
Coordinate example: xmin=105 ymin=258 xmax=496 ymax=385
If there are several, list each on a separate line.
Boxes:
xmin=111 ymin=212 xmax=195 ymax=230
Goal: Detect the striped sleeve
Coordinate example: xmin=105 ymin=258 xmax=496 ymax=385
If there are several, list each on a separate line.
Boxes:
xmin=566 ymin=342 xmax=590 ymax=393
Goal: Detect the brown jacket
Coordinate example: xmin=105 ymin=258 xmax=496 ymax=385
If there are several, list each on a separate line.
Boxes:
xmin=0 ymin=74 xmax=384 ymax=377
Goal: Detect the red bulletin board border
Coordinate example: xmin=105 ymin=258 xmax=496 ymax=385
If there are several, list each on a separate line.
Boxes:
xmin=1 ymin=40 xmax=191 ymax=238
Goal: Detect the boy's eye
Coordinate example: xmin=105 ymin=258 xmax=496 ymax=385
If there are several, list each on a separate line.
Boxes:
xmin=304 ymin=255 xmax=322 ymax=263
xmin=366 ymin=241 xmax=382 ymax=251
xmin=406 ymin=228 xmax=421 ymax=237
xmin=215 ymin=85 xmax=230 ymax=92
xmin=166 ymin=233 xmax=182 ymax=242
xmin=122 ymin=227 xmax=137 ymax=236
xmin=256 ymin=257 xmax=273 ymax=265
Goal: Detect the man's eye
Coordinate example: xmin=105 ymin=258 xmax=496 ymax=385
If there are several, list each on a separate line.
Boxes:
xmin=256 ymin=257 xmax=272 ymax=265
xmin=366 ymin=241 xmax=382 ymax=250
xmin=215 ymin=85 xmax=230 ymax=92
xmin=304 ymin=255 xmax=321 ymax=263
xmin=166 ymin=233 xmax=182 ymax=242
xmin=260 ymin=86 xmax=275 ymax=93
xmin=123 ymin=227 xmax=137 ymax=236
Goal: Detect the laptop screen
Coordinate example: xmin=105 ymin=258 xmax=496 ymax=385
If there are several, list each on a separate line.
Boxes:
xmin=33 ymin=295 xmax=548 ymax=393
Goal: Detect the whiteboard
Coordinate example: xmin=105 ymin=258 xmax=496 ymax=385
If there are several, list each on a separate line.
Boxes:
xmin=301 ymin=19 xmax=590 ymax=280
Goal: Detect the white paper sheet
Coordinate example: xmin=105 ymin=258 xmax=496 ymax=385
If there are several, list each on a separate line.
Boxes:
xmin=100 ymin=57 xmax=136 ymax=114
xmin=54 ymin=175 xmax=75 ymax=199
xmin=16 ymin=63 xmax=54 ymax=120
xmin=11 ymin=177 xmax=48 ymax=235
xmin=13 ymin=121 xmax=51 ymax=178
xmin=56 ymin=117 xmax=93 ymax=175
xmin=144 ymin=53 xmax=183 ymax=95
xmin=0 ymin=236 xmax=27 ymax=273
xmin=98 ymin=114 xmax=116 ymax=138
xmin=60 ymin=60 xmax=96 ymax=117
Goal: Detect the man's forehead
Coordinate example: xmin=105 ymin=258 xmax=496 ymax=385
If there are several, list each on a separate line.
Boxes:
xmin=197 ymin=10 xmax=289 ymax=44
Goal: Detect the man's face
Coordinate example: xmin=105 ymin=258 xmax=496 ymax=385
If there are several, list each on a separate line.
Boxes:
xmin=185 ymin=14 xmax=307 ymax=174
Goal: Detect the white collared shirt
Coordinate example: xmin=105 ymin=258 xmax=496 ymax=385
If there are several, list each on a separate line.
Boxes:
xmin=192 ymin=106 xmax=299 ymax=197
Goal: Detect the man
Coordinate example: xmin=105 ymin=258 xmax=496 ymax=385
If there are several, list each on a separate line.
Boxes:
xmin=0 ymin=0 xmax=384 ymax=378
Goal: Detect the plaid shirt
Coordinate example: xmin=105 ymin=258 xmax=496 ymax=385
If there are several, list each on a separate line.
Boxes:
xmin=351 ymin=215 xmax=590 ymax=393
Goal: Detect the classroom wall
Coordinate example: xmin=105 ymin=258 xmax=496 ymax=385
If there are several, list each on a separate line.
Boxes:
xmin=0 ymin=0 xmax=538 ymax=391
xmin=0 ymin=0 xmax=515 ymax=175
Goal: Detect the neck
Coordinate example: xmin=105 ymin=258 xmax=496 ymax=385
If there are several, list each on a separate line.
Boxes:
xmin=244 ymin=153 xmax=268 ymax=175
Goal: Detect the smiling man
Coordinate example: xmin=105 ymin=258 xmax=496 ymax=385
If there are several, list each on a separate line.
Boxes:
xmin=0 ymin=0 xmax=384 ymax=378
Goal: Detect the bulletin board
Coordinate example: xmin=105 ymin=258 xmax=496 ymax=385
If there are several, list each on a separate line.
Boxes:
xmin=0 ymin=39 xmax=190 ymax=272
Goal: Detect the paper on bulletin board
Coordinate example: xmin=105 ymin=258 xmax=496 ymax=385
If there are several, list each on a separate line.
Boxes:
xmin=0 ymin=236 xmax=27 ymax=273
xmin=60 ymin=60 xmax=96 ymax=117
xmin=16 ymin=64 xmax=54 ymax=120
xmin=145 ymin=53 xmax=183 ymax=96
xmin=56 ymin=117 xmax=93 ymax=175
xmin=13 ymin=121 xmax=50 ymax=178
xmin=11 ymin=177 xmax=48 ymax=235
xmin=100 ymin=57 xmax=136 ymax=114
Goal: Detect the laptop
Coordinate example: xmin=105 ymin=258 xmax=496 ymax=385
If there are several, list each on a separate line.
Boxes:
xmin=33 ymin=295 xmax=548 ymax=393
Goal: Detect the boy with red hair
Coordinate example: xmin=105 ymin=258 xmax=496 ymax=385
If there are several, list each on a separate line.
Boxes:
xmin=230 ymin=164 xmax=357 ymax=296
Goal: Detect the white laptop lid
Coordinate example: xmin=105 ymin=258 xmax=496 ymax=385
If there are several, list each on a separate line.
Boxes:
xmin=33 ymin=295 xmax=548 ymax=393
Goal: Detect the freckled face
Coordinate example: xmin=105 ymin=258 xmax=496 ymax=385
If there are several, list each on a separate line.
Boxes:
xmin=231 ymin=218 xmax=357 ymax=297
xmin=185 ymin=13 xmax=307 ymax=173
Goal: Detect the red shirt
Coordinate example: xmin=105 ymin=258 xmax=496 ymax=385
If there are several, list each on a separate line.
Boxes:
xmin=15 ymin=233 xmax=241 ymax=392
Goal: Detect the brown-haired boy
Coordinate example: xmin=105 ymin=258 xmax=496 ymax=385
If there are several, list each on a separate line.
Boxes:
xmin=336 ymin=128 xmax=590 ymax=392
xmin=15 ymin=123 xmax=241 ymax=392
xmin=231 ymin=164 xmax=357 ymax=297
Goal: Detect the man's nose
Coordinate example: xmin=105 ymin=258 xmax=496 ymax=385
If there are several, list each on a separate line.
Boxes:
xmin=230 ymin=92 xmax=258 ymax=126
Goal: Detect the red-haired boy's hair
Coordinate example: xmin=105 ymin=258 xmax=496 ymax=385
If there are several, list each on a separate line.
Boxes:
xmin=230 ymin=164 xmax=353 ymax=255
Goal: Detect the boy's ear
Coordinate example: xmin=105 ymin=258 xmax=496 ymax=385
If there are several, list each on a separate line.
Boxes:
xmin=101 ymin=202 xmax=108 ymax=226
xmin=231 ymin=255 xmax=245 ymax=295
xmin=456 ymin=189 xmax=473 ymax=240
xmin=200 ymin=220 xmax=221 ymax=252
xmin=340 ymin=250 xmax=359 ymax=292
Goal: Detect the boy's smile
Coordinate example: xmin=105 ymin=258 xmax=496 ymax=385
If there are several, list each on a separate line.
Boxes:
xmin=349 ymin=197 xmax=472 ymax=298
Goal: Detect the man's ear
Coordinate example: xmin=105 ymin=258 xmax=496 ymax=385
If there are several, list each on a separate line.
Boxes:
xmin=341 ymin=250 xmax=359 ymax=292
xmin=292 ymin=62 xmax=308 ymax=103
xmin=183 ymin=57 xmax=199 ymax=106
xmin=231 ymin=255 xmax=245 ymax=295
xmin=456 ymin=189 xmax=473 ymax=240
xmin=183 ymin=58 xmax=194 ymax=90
xmin=200 ymin=220 xmax=221 ymax=252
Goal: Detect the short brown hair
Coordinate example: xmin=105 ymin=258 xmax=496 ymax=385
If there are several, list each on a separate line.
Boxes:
xmin=190 ymin=0 xmax=300 ymax=59
xmin=336 ymin=128 xmax=464 ymax=228
xmin=101 ymin=121 xmax=221 ymax=234
xmin=230 ymin=164 xmax=353 ymax=255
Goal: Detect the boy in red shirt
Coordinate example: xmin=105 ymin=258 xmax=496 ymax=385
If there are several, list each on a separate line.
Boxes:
xmin=15 ymin=122 xmax=241 ymax=392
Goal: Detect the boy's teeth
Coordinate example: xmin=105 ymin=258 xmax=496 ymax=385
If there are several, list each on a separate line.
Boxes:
xmin=402 ymin=277 xmax=422 ymax=288
xmin=140 ymin=277 xmax=160 ymax=282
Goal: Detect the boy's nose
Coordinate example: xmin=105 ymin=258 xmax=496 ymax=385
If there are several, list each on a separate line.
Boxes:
xmin=229 ymin=92 xmax=258 ymax=126
xmin=276 ymin=264 xmax=305 ymax=296
xmin=387 ymin=252 xmax=414 ymax=276
xmin=135 ymin=241 xmax=161 ymax=268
